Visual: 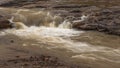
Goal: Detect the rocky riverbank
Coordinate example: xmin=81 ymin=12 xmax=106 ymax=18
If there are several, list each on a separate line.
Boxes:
xmin=72 ymin=7 xmax=120 ymax=35
xmin=0 ymin=55 xmax=78 ymax=68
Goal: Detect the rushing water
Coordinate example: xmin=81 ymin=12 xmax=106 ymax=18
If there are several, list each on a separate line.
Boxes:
xmin=0 ymin=7 xmax=120 ymax=68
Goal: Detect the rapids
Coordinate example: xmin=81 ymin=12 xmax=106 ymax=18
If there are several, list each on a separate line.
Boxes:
xmin=0 ymin=7 xmax=120 ymax=68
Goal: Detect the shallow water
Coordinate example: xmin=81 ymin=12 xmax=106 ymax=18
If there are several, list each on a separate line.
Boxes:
xmin=0 ymin=7 xmax=120 ymax=68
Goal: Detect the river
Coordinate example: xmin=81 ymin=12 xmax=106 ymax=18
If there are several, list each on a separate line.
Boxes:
xmin=0 ymin=7 xmax=120 ymax=68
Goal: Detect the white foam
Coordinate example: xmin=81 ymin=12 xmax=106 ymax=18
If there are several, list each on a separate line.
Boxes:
xmin=1 ymin=26 xmax=83 ymax=38
xmin=72 ymin=15 xmax=89 ymax=23
xmin=72 ymin=54 xmax=97 ymax=60
xmin=58 ymin=20 xmax=72 ymax=29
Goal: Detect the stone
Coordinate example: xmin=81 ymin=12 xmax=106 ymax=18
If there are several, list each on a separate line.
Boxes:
xmin=0 ymin=15 xmax=13 ymax=29
xmin=72 ymin=8 xmax=120 ymax=35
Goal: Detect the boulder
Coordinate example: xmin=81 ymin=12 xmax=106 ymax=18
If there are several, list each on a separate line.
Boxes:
xmin=0 ymin=15 xmax=13 ymax=29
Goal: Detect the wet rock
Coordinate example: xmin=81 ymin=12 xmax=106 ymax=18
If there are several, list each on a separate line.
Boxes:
xmin=72 ymin=8 xmax=120 ymax=35
xmin=0 ymin=15 xmax=13 ymax=29
xmin=53 ymin=5 xmax=89 ymax=9
xmin=70 ymin=10 xmax=82 ymax=13
xmin=0 ymin=0 xmax=13 ymax=5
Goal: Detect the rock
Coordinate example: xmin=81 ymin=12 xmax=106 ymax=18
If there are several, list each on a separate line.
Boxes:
xmin=0 ymin=15 xmax=13 ymax=29
xmin=72 ymin=8 xmax=120 ymax=35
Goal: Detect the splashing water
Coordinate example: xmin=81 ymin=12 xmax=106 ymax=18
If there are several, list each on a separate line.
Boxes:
xmin=58 ymin=20 xmax=72 ymax=29
xmin=72 ymin=14 xmax=89 ymax=23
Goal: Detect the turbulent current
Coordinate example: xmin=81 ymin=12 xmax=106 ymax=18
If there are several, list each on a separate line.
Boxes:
xmin=0 ymin=8 xmax=120 ymax=68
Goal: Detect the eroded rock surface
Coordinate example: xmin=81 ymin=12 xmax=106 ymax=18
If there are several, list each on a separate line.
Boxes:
xmin=72 ymin=7 xmax=120 ymax=35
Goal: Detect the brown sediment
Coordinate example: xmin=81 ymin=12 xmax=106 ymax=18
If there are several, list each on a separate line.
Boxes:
xmin=0 ymin=55 xmax=81 ymax=68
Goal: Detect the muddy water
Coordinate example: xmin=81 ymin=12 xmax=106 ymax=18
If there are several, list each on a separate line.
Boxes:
xmin=0 ymin=8 xmax=120 ymax=68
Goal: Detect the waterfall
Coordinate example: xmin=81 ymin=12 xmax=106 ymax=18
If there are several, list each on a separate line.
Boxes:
xmin=6 ymin=8 xmax=73 ymax=29
xmin=58 ymin=20 xmax=72 ymax=29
